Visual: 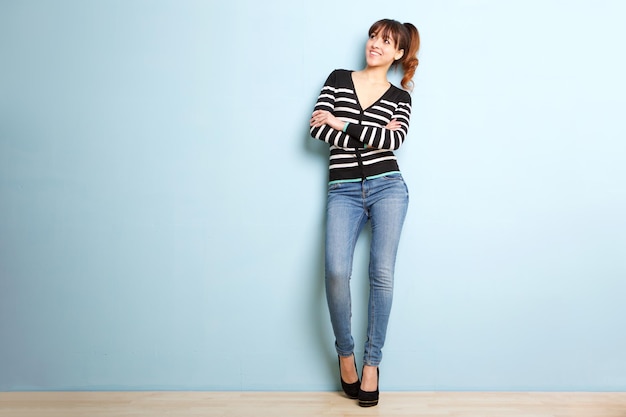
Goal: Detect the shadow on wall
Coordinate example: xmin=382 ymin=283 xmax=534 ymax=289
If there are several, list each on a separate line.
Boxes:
xmin=302 ymin=121 xmax=337 ymax=384
xmin=301 ymin=116 xmax=375 ymax=385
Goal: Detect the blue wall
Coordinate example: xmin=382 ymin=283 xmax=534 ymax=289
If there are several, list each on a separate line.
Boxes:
xmin=1 ymin=0 xmax=625 ymax=391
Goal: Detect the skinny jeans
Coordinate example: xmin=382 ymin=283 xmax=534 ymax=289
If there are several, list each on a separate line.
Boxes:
xmin=325 ymin=173 xmax=409 ymax=366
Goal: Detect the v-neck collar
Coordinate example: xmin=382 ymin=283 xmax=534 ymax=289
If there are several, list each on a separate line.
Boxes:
xmin=349 ymin=71 xmax=393 ymax=111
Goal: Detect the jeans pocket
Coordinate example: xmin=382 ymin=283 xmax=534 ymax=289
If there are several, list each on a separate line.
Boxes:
xmin=381 ymin=174 xmax=409 ymax=200
xmin=382 ymin=173 xmax=403 ymax=181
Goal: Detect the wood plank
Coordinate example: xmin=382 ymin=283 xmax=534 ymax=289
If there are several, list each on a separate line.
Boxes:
xmin=0 ymin=392 xmax=625 ymax=417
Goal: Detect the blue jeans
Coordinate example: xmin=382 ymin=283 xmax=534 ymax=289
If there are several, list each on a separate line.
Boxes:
xmin=325 ymin=173 xmax=409 ymax=366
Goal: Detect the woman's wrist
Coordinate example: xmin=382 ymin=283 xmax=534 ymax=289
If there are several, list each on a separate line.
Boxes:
xmin=326 ymin=115 xmax=344 ymax=132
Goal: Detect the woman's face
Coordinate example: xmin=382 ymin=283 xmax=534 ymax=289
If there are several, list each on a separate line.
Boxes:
xmin=365 ymin=31 xmax=404 ymax=69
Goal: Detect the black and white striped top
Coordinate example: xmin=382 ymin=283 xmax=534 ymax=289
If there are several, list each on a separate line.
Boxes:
xmin=310 ymin=69 xmax=412 ymax=183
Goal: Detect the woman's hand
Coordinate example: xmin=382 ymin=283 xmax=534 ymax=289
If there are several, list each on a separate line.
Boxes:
xmin=385 ymin=119 xmax=402 ymax=131
xmin=310 ymin=110 xmax=345 ymax=131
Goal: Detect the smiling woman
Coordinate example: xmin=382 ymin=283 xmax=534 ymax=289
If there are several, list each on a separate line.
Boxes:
xmin=366 ymin=19 xmax=419 ymax=91
xmin=308 ymin=18 xmax=420 ymax=408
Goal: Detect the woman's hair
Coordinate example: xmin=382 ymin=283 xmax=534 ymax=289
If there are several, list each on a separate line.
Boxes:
xmin=368 ymin=19 xmax=420 ymax=91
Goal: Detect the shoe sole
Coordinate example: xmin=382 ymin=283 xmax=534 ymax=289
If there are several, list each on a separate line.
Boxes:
xmin=358 ymin=399 xmax=378 ymax=407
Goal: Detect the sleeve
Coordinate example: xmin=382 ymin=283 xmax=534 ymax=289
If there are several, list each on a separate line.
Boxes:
xmin=345 ymin=92 xmax=412 ymax=151
xmin=309 ymin=70 xmax=363 ymax=149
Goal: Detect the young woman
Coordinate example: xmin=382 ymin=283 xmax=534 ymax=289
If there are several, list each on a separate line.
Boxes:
xmin=309 ymin=19 xmax=420 ymax=407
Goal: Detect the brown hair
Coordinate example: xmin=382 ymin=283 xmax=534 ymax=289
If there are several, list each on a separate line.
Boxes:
xmin=368 ymin=19 xmax=420 ymax=91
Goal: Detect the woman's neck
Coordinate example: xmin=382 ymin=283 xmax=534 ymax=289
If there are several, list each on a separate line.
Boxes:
xmin=357 ymin=66 xmax=390 ymax=85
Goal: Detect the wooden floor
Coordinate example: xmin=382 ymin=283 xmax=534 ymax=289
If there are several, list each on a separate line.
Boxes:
xmin=1 ymin=391 xmax=625 ymax=417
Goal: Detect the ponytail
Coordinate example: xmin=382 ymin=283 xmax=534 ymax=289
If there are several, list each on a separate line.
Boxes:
xmin=399 ymin=23 xmax=420 ymax=91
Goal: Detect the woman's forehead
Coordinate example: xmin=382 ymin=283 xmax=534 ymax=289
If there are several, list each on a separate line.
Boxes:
xmin=370 ymin=23 xmax=396 ymax=40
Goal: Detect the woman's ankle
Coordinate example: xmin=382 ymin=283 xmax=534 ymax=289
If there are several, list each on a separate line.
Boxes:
xmin=339 ymin=355 xmax=358 ymax=384
xmin=360 ymin=365 xmax=378 ymax=391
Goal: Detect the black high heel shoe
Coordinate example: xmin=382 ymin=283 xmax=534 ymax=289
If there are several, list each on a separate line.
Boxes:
xmin=338 ymin=355 xmax=360 ymax=399
xmin=358 ymin=367 xmax=379 ymax=407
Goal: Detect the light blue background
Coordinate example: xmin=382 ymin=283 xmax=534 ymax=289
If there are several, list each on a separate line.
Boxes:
xmin=1 ymin=0 xmax=625 ymax=391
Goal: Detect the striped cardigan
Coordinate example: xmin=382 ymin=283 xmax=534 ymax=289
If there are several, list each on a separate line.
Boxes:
xmin=310 ymin=69 xmax=412 ymax=183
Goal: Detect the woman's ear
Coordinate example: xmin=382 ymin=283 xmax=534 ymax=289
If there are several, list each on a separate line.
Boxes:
xmin=395 ymin=49 xmax=405 ymax=61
